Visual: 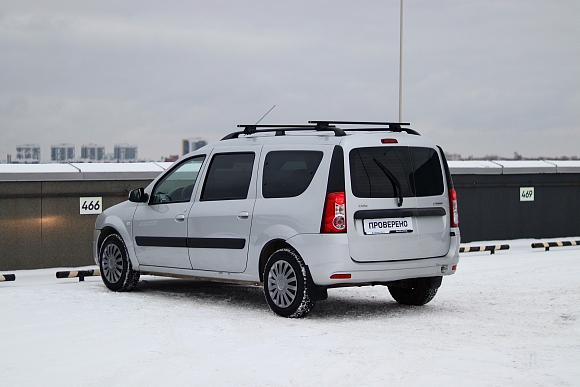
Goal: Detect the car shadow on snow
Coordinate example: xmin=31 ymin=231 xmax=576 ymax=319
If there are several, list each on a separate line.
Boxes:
xmin=133 ymin=278 xmax=271 ymax=312
xmin=308 ymin=294 xmax=444 ymax=320
xmin=131 ymin=277 xmax=450 ymax=319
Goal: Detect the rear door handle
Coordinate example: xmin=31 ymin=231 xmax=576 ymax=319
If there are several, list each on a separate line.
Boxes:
xmin=175 ymin=214 xmax=186 ymax=222
xmin=237 ymin=211 xmax=249 ymax=219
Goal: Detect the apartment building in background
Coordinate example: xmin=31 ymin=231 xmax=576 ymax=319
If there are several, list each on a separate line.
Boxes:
xmin=51 ymin=144 xmax=75 ymax=162
xmin=16 ymin=144 xmax=41 ymax=163
xmin=81 ymin=143 xmax=106 ymax=161
xmin=114 ymin=144 xmax=138 ymax=162
xmin=182 ymin=138 xmax=207 ymax=156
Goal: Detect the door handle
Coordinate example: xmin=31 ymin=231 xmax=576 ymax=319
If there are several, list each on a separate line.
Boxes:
xmin=175 ymin=214 xmax=186 ymax=222
xmin=237 ymin=211 xmax=249 ymax=219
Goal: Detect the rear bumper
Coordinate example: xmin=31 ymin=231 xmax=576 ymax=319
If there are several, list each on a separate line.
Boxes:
xmin=287 ymin=228 xmax=460 ymax=287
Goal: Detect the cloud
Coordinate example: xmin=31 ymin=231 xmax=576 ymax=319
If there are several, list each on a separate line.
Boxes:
xmin=0 ymin=0 xmax=578 ymax=161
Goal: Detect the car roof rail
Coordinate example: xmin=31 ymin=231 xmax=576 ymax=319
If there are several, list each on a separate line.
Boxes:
xmin=220 ymin=121 xmax=418 ymax=140
xmin=221 ymin=123 xmax=346 ymax=140
xmin=308 ymin=121 xmax=419 ymax=135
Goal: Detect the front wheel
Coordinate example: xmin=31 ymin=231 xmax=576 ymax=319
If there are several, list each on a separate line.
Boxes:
xmin=99 ymin=234 xmax=140 ymax=292
xmin=263 ymin=248 xmax=315 ymax=318
xmin=388 ymin=277 xmax=439 ymax=305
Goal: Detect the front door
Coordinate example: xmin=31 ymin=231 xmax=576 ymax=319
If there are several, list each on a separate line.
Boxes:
xmin=133 ymin=156 xmax=206 ymax=269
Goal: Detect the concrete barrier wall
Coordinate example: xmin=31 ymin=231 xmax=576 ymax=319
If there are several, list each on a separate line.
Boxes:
xmin=454 ymin=173 xmax=580 ymax=242
xmin=449 ymin=160 xmax=580 ymax=243
xmin=0 ymin=179 xmax=154 ymax=270
xmin=1 ymin=160 xmax=579 ymax=270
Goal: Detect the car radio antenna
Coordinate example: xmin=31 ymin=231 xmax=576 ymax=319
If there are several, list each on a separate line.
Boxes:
xmin=255 ymin=105 xmax=276 ymax=125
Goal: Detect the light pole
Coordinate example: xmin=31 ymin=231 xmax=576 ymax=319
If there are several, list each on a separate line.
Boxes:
xmin=398 ymin=0 xmax=403 ymax=123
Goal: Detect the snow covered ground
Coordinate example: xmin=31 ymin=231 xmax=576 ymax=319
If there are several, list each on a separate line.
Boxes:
xmin=1 ymin=239 xmax=579 ymax=386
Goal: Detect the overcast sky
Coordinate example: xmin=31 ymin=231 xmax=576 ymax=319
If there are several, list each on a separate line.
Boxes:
xmin=1 ymin=1 xmax=578 ymax=162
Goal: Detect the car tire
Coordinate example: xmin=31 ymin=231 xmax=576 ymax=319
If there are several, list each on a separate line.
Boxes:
xmin=99 ymin=234 xmax=140 ymax=292
xmin=388 ymin=278 xmax=438 ymax=306
xmin=263 ymin=248 xmax=315 ymax=318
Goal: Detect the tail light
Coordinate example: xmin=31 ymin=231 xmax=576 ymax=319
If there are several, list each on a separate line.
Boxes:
xmin=321 ymin=191 xmax=346 ymax=233
xmin=449 ymin=188 xmax=459 ymax=227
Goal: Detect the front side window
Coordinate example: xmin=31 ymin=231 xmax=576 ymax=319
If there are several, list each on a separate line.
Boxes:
xmin=151 ymin=156 xmax=206 ymax=204
xmin=201 ymin=152 xmax=255 ymax=201
xmin=262 ymin=151 xmax=323 ymax=198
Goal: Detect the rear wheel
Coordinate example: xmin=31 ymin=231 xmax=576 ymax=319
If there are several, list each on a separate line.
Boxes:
xmin=263 ymin=248 xmax=315 ymax=318
xmin=388 ymin=278 xmax=438 ymax=305
xmin=99 ymin=234 xmax=140 ymax=292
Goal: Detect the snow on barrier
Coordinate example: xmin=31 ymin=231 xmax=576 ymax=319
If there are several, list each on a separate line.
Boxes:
xmin=1 ymin=274 xmax=16 ymax=282
xmin=56 ymin=269 xmax=100 ymax=282
xmin=531 ymin=240 xmax=580 ymax=252
xmin=459 ymin=244 xmax=510 ymax=255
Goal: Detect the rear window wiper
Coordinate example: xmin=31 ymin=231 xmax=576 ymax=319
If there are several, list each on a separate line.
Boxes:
xmin=373 ymin=158 xmax=403 ymax=207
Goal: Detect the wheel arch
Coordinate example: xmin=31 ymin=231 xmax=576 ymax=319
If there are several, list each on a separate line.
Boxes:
xmin=97 ymin=227 xmax=119 ymax=254
xmin=258 ymin=239 xmax=295 ymax=283
xmin=96 ymin=220 xmax=139 ymax=270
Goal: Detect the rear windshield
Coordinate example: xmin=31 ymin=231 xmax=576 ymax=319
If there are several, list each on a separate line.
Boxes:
xmin=349 ymin=146 xmax=444 ymax=198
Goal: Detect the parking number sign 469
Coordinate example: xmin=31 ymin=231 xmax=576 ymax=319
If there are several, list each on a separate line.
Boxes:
xmin=520 ymin=187 xmax=534 ymax=202
xmin=80 ymin=197 xmax=103 ymax=214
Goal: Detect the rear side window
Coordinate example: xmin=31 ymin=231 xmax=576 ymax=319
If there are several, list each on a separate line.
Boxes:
xmin=262 ymin=151 xmax=323 ymax=198
xmin=201 ymin=153 xmax=255 ymax=201
xmin=349 ymin=146 xmax=444 ymax=198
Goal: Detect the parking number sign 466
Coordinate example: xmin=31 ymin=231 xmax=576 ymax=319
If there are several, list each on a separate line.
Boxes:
xmin=80 ymin=197 xmax=103 ymax=214
xmin=520 ymin=187 xmax=534 ymax=202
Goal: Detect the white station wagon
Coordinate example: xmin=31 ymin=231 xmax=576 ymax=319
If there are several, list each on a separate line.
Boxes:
xmin=93 ymin=121 xmax=460 ymax=317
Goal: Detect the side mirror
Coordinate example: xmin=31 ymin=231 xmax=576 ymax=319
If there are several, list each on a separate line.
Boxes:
xmin=129 ymin=188 xmax=149 ymax=203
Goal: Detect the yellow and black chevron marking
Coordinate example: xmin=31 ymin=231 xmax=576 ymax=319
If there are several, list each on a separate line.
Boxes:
xmin=56 ymin=269 xmax=100 ymax=282
xmin=459 ymin=244 xmax=510 ymax=255
xmin=0 ymin=274 xmax=16 ymax=282
xmin=531 ymin=240 xmax=580 ymax=251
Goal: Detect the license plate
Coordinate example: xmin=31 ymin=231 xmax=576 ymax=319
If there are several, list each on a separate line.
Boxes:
xmin=363 ymin=217 xmax=413 ymax=235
